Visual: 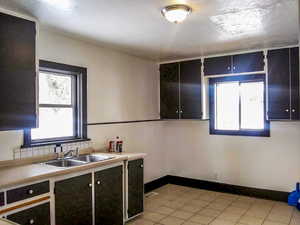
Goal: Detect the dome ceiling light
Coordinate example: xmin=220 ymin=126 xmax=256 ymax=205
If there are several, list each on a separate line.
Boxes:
xmin=161 ymin=4 xmax=192 ymax=24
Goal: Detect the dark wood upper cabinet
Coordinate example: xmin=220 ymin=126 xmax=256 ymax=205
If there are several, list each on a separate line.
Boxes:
xmin=232 ymin=52 xmax=264 ymax=73
xmin=0 ymin=12 xmax=37 ymax=130
xmin=160 ymin=63 xmax=180 ymax=119
xmin=7 ymin=203 xmax=50 ymax=225
xmin=268 ymin=47 xmax=299 ymax=120
xmin=95 ymin=166 xmax=123 ymax=225
xmin=0 ymin=192 xmax=4 ymax=207
xmin=128 ymin=159 xmax=144 ymax=219
xmin=290 ymin=47 xmax=299 ymax=120
xmin=180 ymin=59 xmax=202 ymax=119
xmin=55 ymin=174 xmax=93 ymax=225
xmin=204 ymin=56 xmax=232 ymax=76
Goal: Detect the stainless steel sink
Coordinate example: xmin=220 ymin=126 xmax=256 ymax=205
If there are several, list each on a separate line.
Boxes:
xmin=73 ymin=154 xmax=115 ymax=163
xmin=45 ymin=159 xmax=87 ymax=167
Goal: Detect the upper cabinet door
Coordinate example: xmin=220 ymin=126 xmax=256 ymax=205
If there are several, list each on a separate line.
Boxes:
xmin=268 ymin=48 xmax=291 ymax=120
xmin=0 ymin=12 xmax=36 ymax=130
xmin=180 ymin=59 xmax=202 ymax=119
xmin=204 ymin=56 xmax=232 ymax=76
xmin=232 ymin=52 xmax=265 ymax=73
xmin=160 ymin=63 xmax=180 ymax=119
xmin=290 ymin=47 xmax=299 ymax=120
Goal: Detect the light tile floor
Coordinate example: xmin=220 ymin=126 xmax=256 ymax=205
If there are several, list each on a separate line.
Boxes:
xmin=126 ymin=184 xmax=300 ymax=225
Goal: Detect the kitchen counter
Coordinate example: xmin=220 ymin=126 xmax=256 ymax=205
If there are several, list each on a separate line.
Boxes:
xmin=0 ymin=218 xmax=18 ymax=225
xmin=0 ymin=152 xmax=146 ymax=189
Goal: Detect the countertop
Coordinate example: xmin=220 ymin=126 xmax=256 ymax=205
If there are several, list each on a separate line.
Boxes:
xmin=0 ymin=218 xmax=18 ymax=225
xmin=0 ymin=152 xmax=146 ymax=189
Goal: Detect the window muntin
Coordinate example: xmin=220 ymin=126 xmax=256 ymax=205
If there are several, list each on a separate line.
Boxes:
xmin=209 ymin=75 xmax=269 ymax=137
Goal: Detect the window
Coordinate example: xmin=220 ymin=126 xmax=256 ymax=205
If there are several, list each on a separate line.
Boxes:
xmin=23 ymin=60 xmax=88 ymax=147
xmin=209 ymin=75 xmax=270 ymax=137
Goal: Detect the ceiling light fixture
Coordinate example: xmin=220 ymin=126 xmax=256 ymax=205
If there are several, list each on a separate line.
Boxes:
xmin=161 ymin=4 xmax=192 ymax=24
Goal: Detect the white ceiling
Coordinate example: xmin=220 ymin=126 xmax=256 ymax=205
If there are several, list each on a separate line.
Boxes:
xmin=0 ymin=0 xmax=298 ymax=61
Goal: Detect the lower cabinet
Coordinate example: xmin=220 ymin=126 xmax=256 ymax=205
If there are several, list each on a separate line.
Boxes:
xmin=95 ymin=166 xmax=123 ymax=225
xmin=7 ymin=202 xmax=50 ymax=225
xmin=55 ymin=173 xmax=93 ymax=225
xmin=128 ymin=159 xmax=144 ymax=218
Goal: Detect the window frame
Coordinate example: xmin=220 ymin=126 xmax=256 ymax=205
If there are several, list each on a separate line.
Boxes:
xmin=209 ymin=74 xmax=270 ymax=137
xmin=23 ymin=60 xmax=88 ymax=147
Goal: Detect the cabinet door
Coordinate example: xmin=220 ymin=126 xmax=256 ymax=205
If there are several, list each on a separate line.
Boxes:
xmin=7 ymin=203 xmax=50 ymax=225
xmin=95 ymin=166 xmax=123 ymax=225
xmin=180 ymin=60 xmax=202 ymax=119
xmin=232 ymin=52 xmax=265 ymax=73
xmin=160 ymin=63 xmax=180 ymax=119
xmin=0 ymin=192 xmax=4 ymax=207
xmin=290 ymin=47 xmax=299 ymax=120
xmin=128 ymin=159 xmax=144 ymax=218
xmin=55 ymin=174 xmax=93 ymax=225
xmin=268 ymin=48 xmax=291 ymax=120
xmin=204 ymin=56 xmax=232 ymax=76
xmin=0 ymin=12 xmax=36 ymax=130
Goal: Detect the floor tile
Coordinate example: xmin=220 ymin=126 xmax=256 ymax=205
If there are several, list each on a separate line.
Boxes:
xmin=142 ymin=212 xmax=166 ymax=222
xmin=207 ymin=202 xmax=228 ymax=211
xmin=217 ymin=212 xmax=242 ymax=222
xmin=209 ymin=219 xmax=236 ymax=225
xmin=224 ymin=206 xmax=247 ymax=215
xmin=171 ymin=210 xmax=194 ymax=220
xmin=189 ymin=215 xmax=214 ymax=224
xmin=182 ymin=222 xmax=202 ymax=225
xmin=238 ymin=215 xmax=264 ymax=225
xmin=197 ymin=208 xmax=222 ymax=218
xmin=267 ymin=212 xmax=291 ymax=224
xmin=150 ymin=206 xmax=175 ymax=215
xmin=127 ymin=218 xmax=155 ymax=225
xmin=181 ymin=204 xmax=202 ymax=213
xmin=159 ymin=216 xmax=185 ymax=225
xmin=262 ymin=221 xmax=288 ymax=225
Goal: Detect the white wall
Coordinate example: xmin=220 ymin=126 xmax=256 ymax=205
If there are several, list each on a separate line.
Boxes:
xmin=164 ymin=120 xmax=300 ymax=192
xmin=0 ymin=29 xmax=167 ymax=183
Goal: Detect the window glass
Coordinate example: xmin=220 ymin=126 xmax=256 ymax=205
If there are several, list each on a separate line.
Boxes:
xmin=216 ymin=81 xmax=239 ymax=130
xmin=240 ymin=81 xmax=264 ymax=130
xmin=39 ymin=72 xmax=72 ymax=105
xmin=31 ymin=107 xmax=74 ymax=140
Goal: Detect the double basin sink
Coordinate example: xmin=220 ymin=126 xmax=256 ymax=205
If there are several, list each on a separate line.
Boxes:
xmin=44 ymin=154 xmax=115 ymax=168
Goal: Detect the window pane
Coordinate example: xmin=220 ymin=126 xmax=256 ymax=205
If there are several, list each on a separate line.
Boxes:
xmin=31 ymin=107 xmax=74 ymax=140
xmin=215 ymin=81 xmax=239 ymax=130
xmin=39 ymin=72 xmax=72 ymax=105
xmin=240 ymin=81 xmax=264 ymax=129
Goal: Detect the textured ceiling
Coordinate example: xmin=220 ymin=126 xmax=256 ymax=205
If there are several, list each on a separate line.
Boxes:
xmin=0 ymin=0 xmax=298 ymax=61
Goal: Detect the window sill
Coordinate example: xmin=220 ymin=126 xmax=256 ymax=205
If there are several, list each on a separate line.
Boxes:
xmin=21 ymin=138 xmax=91 ymax=148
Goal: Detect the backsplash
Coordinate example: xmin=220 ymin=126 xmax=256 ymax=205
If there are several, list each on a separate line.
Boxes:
xmin=13 ymin=141 xmax=93 ymax=160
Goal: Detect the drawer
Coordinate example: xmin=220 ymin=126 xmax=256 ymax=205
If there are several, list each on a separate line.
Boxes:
xmin=7 ymin=202 xmax=50 ymax=225
xmin=0 ymin=192 xmax=4 ymax=206
xmin=7 ymin=181 xmax=49 ymax=204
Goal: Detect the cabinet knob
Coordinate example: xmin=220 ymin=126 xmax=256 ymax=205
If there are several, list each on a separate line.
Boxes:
xmin=88 ymin=183 xmax=92 ymax=188
xmin=180 ymin=110 xmax=183 ymax=113
xmin=140 ymin=164 xmax=144 ymax=168
xmin=28 ymin=189 xmax=34 ymax=195
xmin=176 ymin=110 xmax=179 ymax=114
xmin=285 ymin=109 xmax=289 ymax=112
xmin=29 ymin=219 xmax=34 ymax=224
xmin=292 ymin=109 xmax=296 ymax=113
xmin=227 ymin=66 xmax=231 ymax=70
xmin=96 ymin=181 xmax=101 ymax=185
xmin=233 ymin=66 xmax=236 ymax=70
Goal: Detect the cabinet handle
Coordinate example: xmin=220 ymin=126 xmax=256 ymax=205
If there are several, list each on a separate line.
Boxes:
xmin=88 ymin=183 xmax=92 ymax=188
xmin=29 ymin=219 xmax=34 ymax=224
xmin=285 ymin=109 xmax=289 ymax=112
xmin=140 ymin=165 xmax=144 ymax=168
xmin=292 ymin=109 xmax=296 ymax=113
xmin=28 ymin=189 xmax=34 ymax=195
xmin=96 ymin=181 xmax=101 ymax=185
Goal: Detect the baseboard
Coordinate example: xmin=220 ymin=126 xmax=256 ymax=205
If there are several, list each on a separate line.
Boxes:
xmin=144 ymin=176 xmax=169 ymax=193
xmin=145 ymin=175 xmax=289 ymax=202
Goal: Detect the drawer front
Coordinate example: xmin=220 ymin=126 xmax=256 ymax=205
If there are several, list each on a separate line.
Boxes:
xmin=7 ymin=181 xmax=49 ymax=204
xmin=7 ymin=202 xmax=50 ymax=225
xmin=0 ymin=192 xmax=4 ymax=206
